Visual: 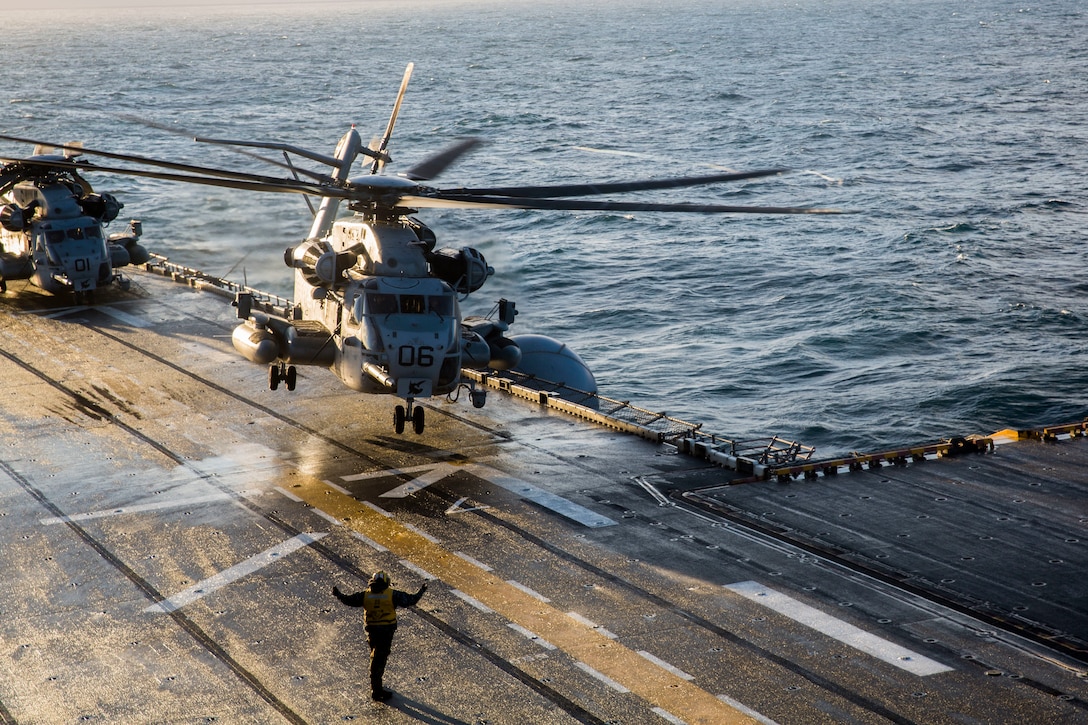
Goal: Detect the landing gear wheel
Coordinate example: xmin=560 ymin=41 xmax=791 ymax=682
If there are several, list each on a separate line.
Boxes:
xmin=269 ymin=363 xmax=295 ymax=391
xmin=394 ymin=405 xmax=406 ymax=434
xmin=412 ymin=405 xmax=425 ymax=435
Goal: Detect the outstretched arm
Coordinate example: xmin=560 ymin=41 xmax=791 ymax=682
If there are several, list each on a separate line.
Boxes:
xmin=332 ymin=585 xmax=367 ymax=607
xmin=393 ymin=582 xmax=428 ymax=608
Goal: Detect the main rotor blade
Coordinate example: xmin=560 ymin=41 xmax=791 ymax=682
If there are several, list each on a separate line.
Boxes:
xmin=0 ymin=133 xmax=327 ymax=187
xmin=195 ymin=136 xmax=385 ymax=168
xmin=443 ymin=168 xmax=788 ymax=199
xmin=401 ymin=138 xmax=481 ymax=181
xmin=115 ymin=115 xmax=337 ymax=182
xmin=0 ymin=155 xmax=346 ymax=198
xmin=403 ymin=193 xmax=844 ymax=214
xmin=371 ymin=62 xmax=414 ymax=175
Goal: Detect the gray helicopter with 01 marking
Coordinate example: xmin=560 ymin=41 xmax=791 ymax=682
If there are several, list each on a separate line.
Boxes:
xmin=0 ymin=63 xmax=842 ymax=434
xmin=0 ymin=142 xmax=149 ymax=302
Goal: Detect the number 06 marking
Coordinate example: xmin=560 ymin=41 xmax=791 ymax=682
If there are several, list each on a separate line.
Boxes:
xmin=398 ymin=345 xmax=435 ymax=366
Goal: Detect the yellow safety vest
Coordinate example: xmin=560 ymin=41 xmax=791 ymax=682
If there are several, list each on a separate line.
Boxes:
xmin=362 ymin=589 xmax=396 ymax=626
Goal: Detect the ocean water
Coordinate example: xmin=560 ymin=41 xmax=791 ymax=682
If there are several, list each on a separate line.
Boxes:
xmin=2 ymin=0 xmax=1086 ymax=456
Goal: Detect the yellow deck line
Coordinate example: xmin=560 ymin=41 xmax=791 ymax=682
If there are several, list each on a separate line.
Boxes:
xmin=293 ymin=477 xmax=757 ymax=725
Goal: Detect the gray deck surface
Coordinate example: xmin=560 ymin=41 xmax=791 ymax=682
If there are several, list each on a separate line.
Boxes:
xmin=1 ymin=269 xmax=1086 ymax=724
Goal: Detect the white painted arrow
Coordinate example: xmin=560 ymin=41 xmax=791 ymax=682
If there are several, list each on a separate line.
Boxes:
xmin=445 ymin=496 xmax=491 ymax=514
xmin=380 ymin=463 xmax=458 ymax=498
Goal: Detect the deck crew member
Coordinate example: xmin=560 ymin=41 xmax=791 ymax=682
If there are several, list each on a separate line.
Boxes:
xmin=333 ymin=571 xmax=427 ymax=701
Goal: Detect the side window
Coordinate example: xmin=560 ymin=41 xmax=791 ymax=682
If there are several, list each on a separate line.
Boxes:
xmin=428 ymin=295 xmax=453 ymax=316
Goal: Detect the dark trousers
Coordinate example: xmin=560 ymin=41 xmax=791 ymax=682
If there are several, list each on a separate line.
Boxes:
xmin=365 ymin=623 xmax=397 ymax=692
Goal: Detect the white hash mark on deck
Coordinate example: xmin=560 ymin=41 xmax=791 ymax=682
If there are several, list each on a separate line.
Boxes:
xmin=145 ymin=533 xmax=327 ymax=614
xmin=467 ymin=464 xmax=617 ymax=528
xmin=40 ymin=491 xmax=262 ymax=525
xmin=507 ymin=622 xmax=557 ymax=650
xmin=716 ymin=695 xmax=782 ymax=725
xmin=652 ymin=706 xmax=687 ymax=724
xmin=725 ymin=581 xmax=953 ymax=676
xmin=637 ymin=650 xmax=694 ymax=680
xmin=574 ymin=662 xmax=630 ymax=693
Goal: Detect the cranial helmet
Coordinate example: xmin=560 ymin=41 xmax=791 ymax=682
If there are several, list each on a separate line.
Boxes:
xmin=370 ymin=570 xmax=391 ymax=586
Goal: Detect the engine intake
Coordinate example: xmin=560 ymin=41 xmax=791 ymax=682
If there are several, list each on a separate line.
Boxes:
xmin=428 ymin=246 xmax=492 ymax=294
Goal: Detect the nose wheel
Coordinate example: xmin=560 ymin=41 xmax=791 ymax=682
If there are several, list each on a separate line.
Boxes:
xmin=268 ymin=363 xmax=297 ymax=391
xmin=394 ymin=399 xmax=425 ymax=434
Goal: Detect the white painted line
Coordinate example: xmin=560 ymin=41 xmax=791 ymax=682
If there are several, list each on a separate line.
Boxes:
xmin=39 ymin=491 xmax=259 ymax=525
xmin=381 ymin=464 xmax=456 ymax=498
xmin=506 ymin=579 xmax=551 ymax=602
xmin=398 ymin=559 xmax=437 ymax=581
xmin=652 ymin=707 xmax=687 ymax=724
xmin=361 ymin=500 xmax=393 ymax=517
xmin=716 ymin=695 xmax=780 ymax=725
xmin=42 ymin=305 xmax=88 ymax=320
xmin=507 ymin=622 xmax=557 ymax=650
xmin=724 ymin=581 xmax=953 ymax=676
xmin=574 ymin=661 xmax=630 ymax=693
xmin=323 ymin=480 xmax=353 ymax=496
xmin=312 ymin=508 xmax=342 ymax=527
xmin=146 ymin=533 xmax=327 ymax=614
xmin=637 ymin=650 xmax=694 ymax=680
xmin=468 ymin=464 xmax=617 ymax=528
xmin=455 ymin=552 xmax=493 ymax=571
xmin=46 ymin=304 xmax=149 ymax=328
xmin=633 ymin=475 xmax=672 ymax=507
xmin=566 ymin=611 xmax=618 ymax=639
xmin=96 ymin=305 xmax=152 ymax=328
xmin=350 ymin=531 xmax=388 ymax=552
xmin=274 ymin=487 xmax=304 ymax=503
xmin=401 ymin=522 xmax=440 ymax=544
xmin=342 ymin=464 xmax=435 ymax=482
xmin=451 ymin=589 xmax=494 ymax=614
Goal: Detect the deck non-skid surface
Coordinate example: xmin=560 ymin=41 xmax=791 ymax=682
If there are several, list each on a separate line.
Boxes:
xmin=1 ymin=271 xmax=1086 ymax=724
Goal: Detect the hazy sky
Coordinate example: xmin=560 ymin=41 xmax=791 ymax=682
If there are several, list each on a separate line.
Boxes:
xmin=0 ymin=0 xmax=335 ymax=9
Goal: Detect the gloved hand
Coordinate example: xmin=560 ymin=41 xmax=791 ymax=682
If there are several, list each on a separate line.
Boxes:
xmin=332 ymin=586 xmax=342 ymax=598
xmin=417 ymin=582 xmax=428 ymax=596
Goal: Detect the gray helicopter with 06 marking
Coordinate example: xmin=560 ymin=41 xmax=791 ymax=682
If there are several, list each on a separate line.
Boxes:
xmin=0 ymin=63 xmax=842 ymax=434
xmin=0 ymin=142 xmax=149 ymax=302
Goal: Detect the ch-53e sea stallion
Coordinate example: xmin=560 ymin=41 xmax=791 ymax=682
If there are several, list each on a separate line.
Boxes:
xmin=0 ymin=142 xmax=149 ymax=302
xmin=0 ymin=64 xmax=840 ymax=433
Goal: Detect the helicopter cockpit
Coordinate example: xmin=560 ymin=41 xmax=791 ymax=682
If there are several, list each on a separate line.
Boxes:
xmin=33 ymin=218 xmax=112 ymax=294
xmin=362 ymin=290 xmax=455 ymax=318
xmin=350 ymin=276 xmax=461 ymax=397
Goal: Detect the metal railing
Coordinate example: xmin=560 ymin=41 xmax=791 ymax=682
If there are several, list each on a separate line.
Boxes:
xmin=142 ymin=253 xmax=293 ymax=317
xmin=462 ymin=368 xmax=815 ymax=470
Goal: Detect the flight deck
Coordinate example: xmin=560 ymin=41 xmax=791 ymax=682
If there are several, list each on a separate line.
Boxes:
xmin=1 ymin=264 xmax=1086 ymax=724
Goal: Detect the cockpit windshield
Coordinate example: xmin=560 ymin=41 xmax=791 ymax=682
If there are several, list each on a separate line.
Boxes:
xmin=366 ymin=291 xmax=454 ymax=317
xmin=366 ymin=292 xmax=398 ymax=315
xmin=44 ymin=226 xmax=102 ymax=244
